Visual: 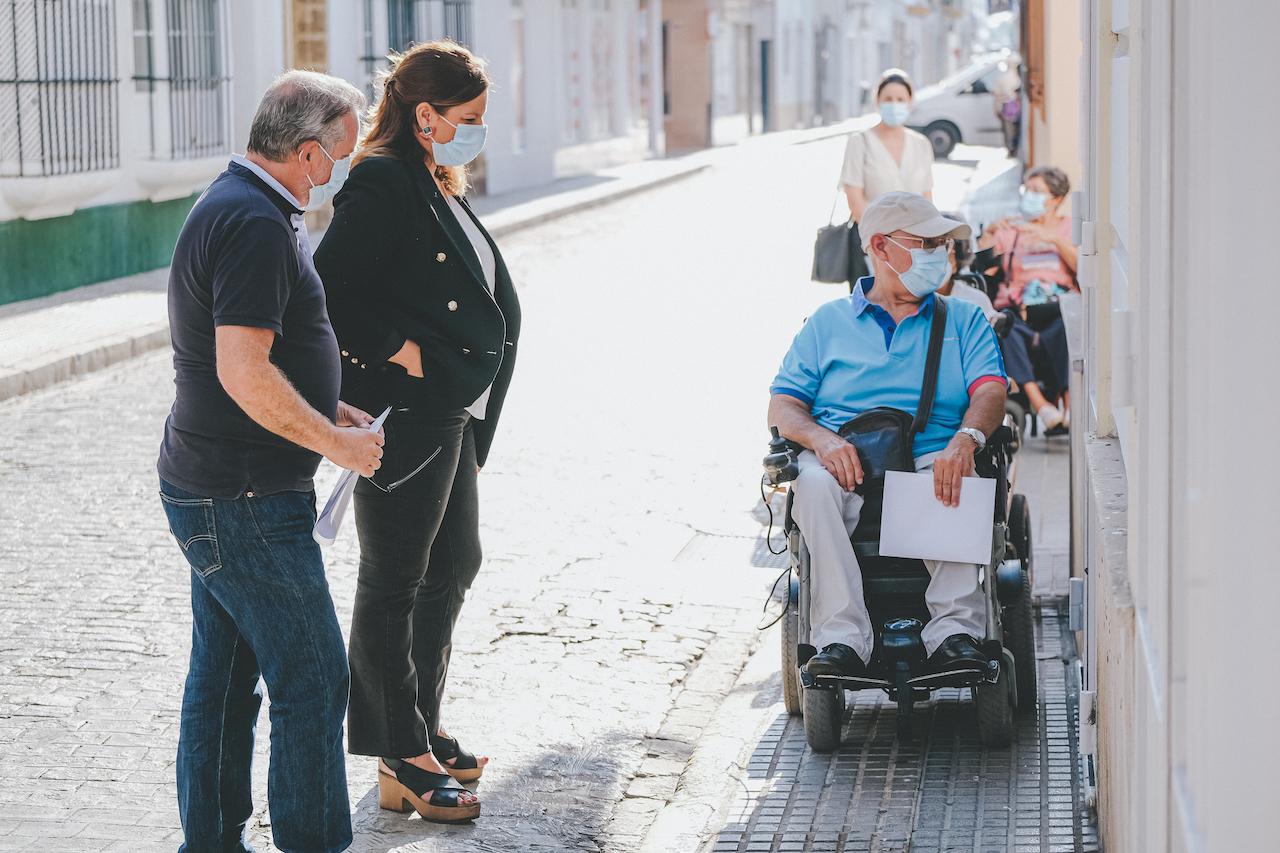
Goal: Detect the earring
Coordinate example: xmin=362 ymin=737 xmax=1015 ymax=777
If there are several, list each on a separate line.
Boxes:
xmin=421 ymin=125 xmax=432 ymax=138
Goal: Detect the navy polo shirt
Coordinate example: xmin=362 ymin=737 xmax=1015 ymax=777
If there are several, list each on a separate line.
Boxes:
xmin=157 ymin=160 xmax=341 ymax=498
xmin=770 ymin=277 xmax=1006 ymax=458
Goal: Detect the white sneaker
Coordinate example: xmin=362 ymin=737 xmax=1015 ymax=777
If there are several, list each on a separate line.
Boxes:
xmin=1038 ymin=404 xmax=1064 ymax=430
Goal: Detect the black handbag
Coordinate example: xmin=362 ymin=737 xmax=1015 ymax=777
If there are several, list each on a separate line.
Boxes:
xmin=811 ymin=193 xmax=853 ymax=283
xmin=836 ymin=296 xmax=948 ymax=494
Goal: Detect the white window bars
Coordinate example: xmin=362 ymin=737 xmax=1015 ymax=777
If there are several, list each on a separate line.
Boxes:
xmin=0 ymin=0 xmax=121 ymax=178
xmin=385 ymin=0 xmax=473 ymax=54
xmin=132 ymin=0 xmax=230 ymax=161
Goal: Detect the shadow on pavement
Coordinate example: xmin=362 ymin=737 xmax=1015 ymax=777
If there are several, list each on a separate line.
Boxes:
xmin=347 ymin=734 xmax=636 ymax=852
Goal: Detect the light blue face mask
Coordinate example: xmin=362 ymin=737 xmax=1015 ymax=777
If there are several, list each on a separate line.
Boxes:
xmin=305 ymin=143 xmax=350 ymax=211
xmin=884 ymin=237 xmax=950 ymax=298
xmin=879 ymin=102 xmax=911 ymax=127
xmin=1020 ymin=190 xmax=1049 ymax=219
xmin=427 ymin=112 xmax=488 ymax=167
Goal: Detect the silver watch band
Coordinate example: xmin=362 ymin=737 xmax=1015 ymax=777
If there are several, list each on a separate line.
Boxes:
xmin=958 ymin=427 xmax=986 ymax=449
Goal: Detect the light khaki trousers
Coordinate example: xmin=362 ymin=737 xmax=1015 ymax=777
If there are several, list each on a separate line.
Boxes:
xmin=790 ymin=450 xmax=987 ymax=660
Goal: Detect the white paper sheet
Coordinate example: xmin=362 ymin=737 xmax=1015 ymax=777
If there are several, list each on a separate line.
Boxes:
xmin=313 ymin=407 xmax=391 ymax=547
xmin=879 ymin=470 xmax=996 ymax=565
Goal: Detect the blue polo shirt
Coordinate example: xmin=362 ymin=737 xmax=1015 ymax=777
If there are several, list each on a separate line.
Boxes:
xmin=770 ymin=277 xmax=1006 ymax=457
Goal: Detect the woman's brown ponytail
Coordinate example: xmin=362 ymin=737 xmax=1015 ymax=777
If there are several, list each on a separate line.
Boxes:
xmin=355 ymin=40 xmax=490 ymax=196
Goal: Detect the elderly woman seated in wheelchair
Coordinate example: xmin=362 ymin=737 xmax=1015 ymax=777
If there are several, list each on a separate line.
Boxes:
xmin=976 ymin=165 xmax=1078 ymax=434
xmin=764 ymin=193 xmax=1036 ymax=749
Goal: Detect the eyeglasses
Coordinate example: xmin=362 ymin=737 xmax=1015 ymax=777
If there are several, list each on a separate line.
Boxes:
xmin=889 ymin=234 xmax=955 ymax=252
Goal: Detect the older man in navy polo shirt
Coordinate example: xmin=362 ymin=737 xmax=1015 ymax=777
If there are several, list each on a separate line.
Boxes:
xmin=769 ymin=193 xmax=1007 ymax=683
xmin=157 ymin=71 xmax=386 ymax=853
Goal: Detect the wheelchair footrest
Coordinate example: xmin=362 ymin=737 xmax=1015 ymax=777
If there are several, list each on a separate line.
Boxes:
xmin=906 ymin=659 xmax=1000 ymax=689
xmin=800 ymin=669 xmax=889 ymax=690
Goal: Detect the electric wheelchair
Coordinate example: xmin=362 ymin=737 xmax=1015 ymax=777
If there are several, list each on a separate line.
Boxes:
xmin=762 ymin=417 xmax=1036 ymax=751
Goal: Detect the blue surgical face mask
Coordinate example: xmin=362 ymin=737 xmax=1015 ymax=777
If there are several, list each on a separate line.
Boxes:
xmin=1020 ymin=190 xmax=1049 ymax=219
xmin=427 ymin=113 xmax=488 ymax=167
xmin=305 ymin=143 xmax=350 ymax=211
xmin=879 ymin=102 xmax=911 ymax=127
xmin=884 ymin=237 xmax=950 ymax=298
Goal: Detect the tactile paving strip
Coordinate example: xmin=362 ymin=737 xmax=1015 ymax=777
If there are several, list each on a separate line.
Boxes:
xmin=710 ymin=605 xmax=1100 ymax=853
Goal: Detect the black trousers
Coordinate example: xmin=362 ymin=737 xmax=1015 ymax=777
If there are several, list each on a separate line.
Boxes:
xmin=1002 ymin=314 xmax=1070 ymax=396
xmin=346 ymin=394 xmax=481 ymax=758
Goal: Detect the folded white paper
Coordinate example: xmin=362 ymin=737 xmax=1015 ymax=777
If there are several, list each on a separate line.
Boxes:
xmin=313 ymin=407 xmax=391 ymax=547
xmin=879 ymin=470 xmax=996 ymax=565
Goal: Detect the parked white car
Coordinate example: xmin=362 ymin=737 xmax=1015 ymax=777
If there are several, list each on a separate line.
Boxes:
xmin=907 ymin=54 xmax=1020 ymax=158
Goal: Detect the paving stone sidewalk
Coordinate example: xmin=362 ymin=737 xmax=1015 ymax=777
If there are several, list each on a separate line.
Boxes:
xmin=0 ymin=136 xmax=1021 ymax=853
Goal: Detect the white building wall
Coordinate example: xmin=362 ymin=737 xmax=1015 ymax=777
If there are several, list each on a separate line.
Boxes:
xmin=1079 ymin=0 xmax=1280 ymax=851
xmin=0 ymin=0 xmax=267 ymax=223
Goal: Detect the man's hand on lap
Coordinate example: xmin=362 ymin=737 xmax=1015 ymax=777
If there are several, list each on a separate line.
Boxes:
xmin=813 ymin=431 xmax=864 ymax=492
xmin=933 ymin=434 xmax=977 ymax=507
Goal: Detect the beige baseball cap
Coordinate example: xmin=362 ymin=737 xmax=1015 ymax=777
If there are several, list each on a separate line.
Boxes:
xmin=859 ymin=191 xmax=972 ymax=251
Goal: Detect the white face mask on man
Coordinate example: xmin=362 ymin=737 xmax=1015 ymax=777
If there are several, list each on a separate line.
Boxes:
xmin=882 ymin=237 xmax=951 ymax=298
xmin=304 ymin=143 xmax=351 ymax=211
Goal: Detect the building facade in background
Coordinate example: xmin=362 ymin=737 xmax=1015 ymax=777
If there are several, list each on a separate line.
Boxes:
xmin=0 ymin=0 xmax=664 ymax=304
xmin=0 ymin=0 xmax=986 ymax=305
xmin=1025 ymin=0 xmax=1280 ymax=850
xmin=663 ymin=0 xmax=987 ymax=151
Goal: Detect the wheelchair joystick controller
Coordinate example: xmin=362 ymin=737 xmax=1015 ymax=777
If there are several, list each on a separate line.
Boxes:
xmin=763 ymin=426 xmax=800 ymax=485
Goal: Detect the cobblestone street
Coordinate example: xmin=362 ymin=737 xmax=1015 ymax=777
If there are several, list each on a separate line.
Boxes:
xmin=0 ymin=136 xmax=1092 ymax=852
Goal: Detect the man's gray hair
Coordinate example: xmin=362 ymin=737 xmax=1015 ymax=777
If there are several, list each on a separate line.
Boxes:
xmin=247 ymin=70 xmax=366 ymax=161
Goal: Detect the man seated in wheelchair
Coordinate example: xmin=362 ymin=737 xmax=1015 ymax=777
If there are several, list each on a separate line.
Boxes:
xmin=768 ymin=192 xmax=1007 ymax=685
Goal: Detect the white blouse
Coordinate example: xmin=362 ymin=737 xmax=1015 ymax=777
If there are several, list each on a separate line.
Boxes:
xmin=838 ymin=127 xmax=935 ymax=207
xmin=444 ymin=194 xmax=497 ymax=420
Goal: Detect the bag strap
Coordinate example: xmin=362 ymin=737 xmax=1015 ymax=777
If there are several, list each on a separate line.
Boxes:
xmin=1003 ymin=229 xmax=1021 ymax=281
xmin=911 ymin=296 xmax=948 ymax=434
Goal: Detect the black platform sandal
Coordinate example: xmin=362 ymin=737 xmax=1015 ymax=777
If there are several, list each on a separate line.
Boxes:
xmin=429 ymin=732 xmax=486 ymax=782
xmin=378 ymin=758 xmax=480 ymax=823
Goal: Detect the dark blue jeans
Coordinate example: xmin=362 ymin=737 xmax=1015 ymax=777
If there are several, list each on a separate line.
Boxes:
xmin=159 ymin=480 xmax=352 ymax=853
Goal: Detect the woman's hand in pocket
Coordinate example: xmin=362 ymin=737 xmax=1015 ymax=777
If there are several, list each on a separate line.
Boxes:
xmin=388 ymin=339 xmax=424 ymax=378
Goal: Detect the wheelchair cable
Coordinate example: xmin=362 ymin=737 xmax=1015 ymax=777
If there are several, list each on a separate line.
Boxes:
xmin=756 ymin=565 xmax=790 ymax=632
xmin=756 ymin=475 xmax=791 ymax=631
xmin=759 ymin=475 xmax=788 ymax=556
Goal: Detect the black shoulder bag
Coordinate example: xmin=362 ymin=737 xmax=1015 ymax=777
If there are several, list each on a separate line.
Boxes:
xmin=836 ymin=296 xmax=948 ymax=494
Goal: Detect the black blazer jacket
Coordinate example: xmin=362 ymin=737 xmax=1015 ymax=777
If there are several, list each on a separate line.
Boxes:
xmin=314 ymin=155 xmax=521 ymax=467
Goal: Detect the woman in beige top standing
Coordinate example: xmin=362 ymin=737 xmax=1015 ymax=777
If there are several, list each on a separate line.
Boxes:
xmin=839 ymin=69 xmax=935 ymax=282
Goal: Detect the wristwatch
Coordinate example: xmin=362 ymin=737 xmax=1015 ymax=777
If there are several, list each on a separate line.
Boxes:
xmin=957 ymin=427 xmax=987 ymax=450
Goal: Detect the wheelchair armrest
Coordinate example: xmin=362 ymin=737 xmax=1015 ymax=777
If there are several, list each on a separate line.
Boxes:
xmin=988 ymin=424 xmax=1015 ymax=448
xmin=974 ymin=424 xmax=1017 ymax=473
xmin=992 ymin=312 xmax=1013 ymax=338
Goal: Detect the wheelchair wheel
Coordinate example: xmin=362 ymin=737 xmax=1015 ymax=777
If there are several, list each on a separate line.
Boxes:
xmin=1002 ymin=565 xmax=1038 ymax=713
xmin=780 ymin=584 xmax=802 ymax=717
xmin=802 ymin=686 xmax=844 ymax=752
xmin=973 ymin=665 xmax=1015 ymax=747
xmin=1009 ymin=493 xmax=1033 ymax=580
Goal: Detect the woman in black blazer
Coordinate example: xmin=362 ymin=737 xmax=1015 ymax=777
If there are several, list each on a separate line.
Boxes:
xmin=313 ymin=41 xmax=519 ymax=824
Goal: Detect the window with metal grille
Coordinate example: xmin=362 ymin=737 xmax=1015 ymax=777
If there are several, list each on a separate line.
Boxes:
xmin=386 ymin=0 xmax=473 ymax=52
xmin=0 ymin=0 xmax=121 ymax=178
xmin=132 ymin=0 xmax=230 ymax=160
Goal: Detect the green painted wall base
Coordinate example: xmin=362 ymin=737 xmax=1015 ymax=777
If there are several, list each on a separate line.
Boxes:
xmin=0 ymin=195 xmax=198 ymax=306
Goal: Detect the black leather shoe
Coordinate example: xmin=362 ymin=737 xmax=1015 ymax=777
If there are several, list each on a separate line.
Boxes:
xmin=911 ymin=634 xmax=989 ymax=685
xmin=805 ymin=643 xmax=864 ymax=677
xmin=804 ymin=643 xmax=885 ymax=686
